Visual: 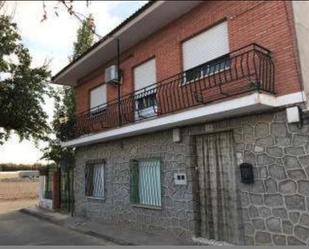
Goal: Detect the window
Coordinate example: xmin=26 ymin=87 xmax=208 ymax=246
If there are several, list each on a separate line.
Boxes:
xmin=85 ymin=163 xmax=105 ymax=199
xmin=130 ymin=159 xmax=161 ymax=207
xmin=134 ymin=59 xmax=157 ymax=119
xmin=184 ymin=54 xmax=231 ymax=82
xmin=182 ymin=22 xmax=230 ymax=82
xmin=90 ymin=84 xmax=107 ymax=114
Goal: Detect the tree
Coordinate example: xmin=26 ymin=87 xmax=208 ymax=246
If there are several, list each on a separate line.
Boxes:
xmin=42 ymin=14 xmax=95 ymax=164
xmin=72 ymin=14 xmax=95 ymax=60
xmin=0 ymin=15 xmax=51 ymax=144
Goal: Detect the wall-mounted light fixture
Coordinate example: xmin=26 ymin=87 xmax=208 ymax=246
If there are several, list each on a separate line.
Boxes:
xmin=172 ymin=128 xmax=181 ymax=143
xmin=286 ymin=106 xmax=303 ymax=128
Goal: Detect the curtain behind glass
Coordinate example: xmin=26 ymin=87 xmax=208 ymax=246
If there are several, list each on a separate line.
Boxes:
xmin=92 ymin=164 xmax=104 ymax=198
xmin=197 ymin=131 xmax=241 ymax=244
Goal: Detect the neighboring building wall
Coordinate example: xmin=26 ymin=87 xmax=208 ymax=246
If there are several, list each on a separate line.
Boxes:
xmin=292 ymin=1 xmax=309 ymax=107
xmin=75 ymin=1 xmax=301 ymax=114
xmin=38 ymin=176 xmax=53 ymax=210
xmin=74 ymin=110 xmax=309 ymax=245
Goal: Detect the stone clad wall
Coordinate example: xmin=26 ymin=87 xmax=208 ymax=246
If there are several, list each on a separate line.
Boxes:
xmin=200 ymin=110 xmax=309 ymax=245
xmin=74 ymin=130 xmax=197 ymax=240
xmin=74 ymin=110 xmax=309 ymax=245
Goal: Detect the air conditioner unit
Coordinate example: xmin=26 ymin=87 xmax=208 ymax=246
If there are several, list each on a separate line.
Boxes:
xmin=105 ymin=65 xmax=120 ymax=85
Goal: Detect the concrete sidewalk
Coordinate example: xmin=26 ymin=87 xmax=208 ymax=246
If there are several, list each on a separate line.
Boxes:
xmin=21 ymin=207 xmax=193 ymax=245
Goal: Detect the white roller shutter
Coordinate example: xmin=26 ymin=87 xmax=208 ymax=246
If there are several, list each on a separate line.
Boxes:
xmin=134 ymin=58 xmax=156 ymax=90
xmin=90 ymin=84 xmax=107 ymax=109
xmin=182 ymin=22 xmax=229 ymax=71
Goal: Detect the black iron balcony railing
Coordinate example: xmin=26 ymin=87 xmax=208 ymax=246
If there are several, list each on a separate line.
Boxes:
xmin=61 ymin=43 xmax=275 ymax=141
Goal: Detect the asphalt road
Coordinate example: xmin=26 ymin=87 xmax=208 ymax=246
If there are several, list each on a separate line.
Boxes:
xmin=0 ymin=211 xmax=113 ymax=245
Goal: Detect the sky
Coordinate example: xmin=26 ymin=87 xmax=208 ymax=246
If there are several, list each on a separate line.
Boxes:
xmin=0 ymin=1 xmax=146 ymax=164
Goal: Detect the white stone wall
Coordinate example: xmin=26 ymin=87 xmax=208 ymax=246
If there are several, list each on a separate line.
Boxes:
xmin=38 ymin=175 xmax=53 ymax=210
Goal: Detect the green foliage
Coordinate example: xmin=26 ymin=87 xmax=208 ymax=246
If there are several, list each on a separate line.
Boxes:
xmin=0 ymin=15 xmax=51 ymax=144
xmin=42 ymin=14 xmax=95 ymax=164
xmin=72 ymin=14 xmax=95 ymax=61
xmin=41 ymin=139 xmax=74 ymax=165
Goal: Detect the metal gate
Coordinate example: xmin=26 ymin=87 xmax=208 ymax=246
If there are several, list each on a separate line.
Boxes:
xmin=60 ymin=169 xmax=74 ymax=213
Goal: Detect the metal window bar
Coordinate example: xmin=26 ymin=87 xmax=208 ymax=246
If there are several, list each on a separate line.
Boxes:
xmin=138 ymin=160 xmax=161 ymax=207
xmin=85 ymin=164 xmax=104 ymax=198
xmin=63 ymin=43 xmax=274 ymax=140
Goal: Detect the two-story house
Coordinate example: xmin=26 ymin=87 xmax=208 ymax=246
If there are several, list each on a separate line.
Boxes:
xmin=52 ymin=1 xmax=309 ymax=245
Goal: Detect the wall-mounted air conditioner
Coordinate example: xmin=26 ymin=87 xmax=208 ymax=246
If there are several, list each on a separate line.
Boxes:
xmin=105 ymin=65 xmax=120 ymax=85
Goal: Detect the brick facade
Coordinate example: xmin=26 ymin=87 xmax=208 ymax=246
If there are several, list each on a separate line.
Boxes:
xmin=75 ymin=1 xmax=301 ymax=114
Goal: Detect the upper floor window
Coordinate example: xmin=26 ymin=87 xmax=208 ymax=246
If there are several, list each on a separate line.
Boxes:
xmin=90 ymin=84 xmax=107 ymax=114
xmin=182 ymin=21 xmax=230 ymax=82
xmin=134 ymin=58 xmax=157 ymax=119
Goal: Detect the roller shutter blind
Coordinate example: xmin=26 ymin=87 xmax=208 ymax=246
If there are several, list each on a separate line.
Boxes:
xmin=182 ymin=22 xmax=229 ymax=71
xmin=90 ymin=84 xmax=107 ymax=109
xmin=134 ymin=59 xmax=156 ymax=90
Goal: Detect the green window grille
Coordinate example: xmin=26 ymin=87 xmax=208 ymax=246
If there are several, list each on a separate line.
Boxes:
xmin=85 ymin=163 xmax=104 ymax=198
xmin=130 ymin=159 xmax=161 ymax=207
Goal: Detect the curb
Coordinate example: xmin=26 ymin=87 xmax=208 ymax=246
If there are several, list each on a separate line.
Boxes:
xmin=79 ymin=230 xmax=135 ymax=246
xmin=19 ymin=208 xmax=134 ymax=245
xmin=20 ymin=208 xmax=64 ymax=226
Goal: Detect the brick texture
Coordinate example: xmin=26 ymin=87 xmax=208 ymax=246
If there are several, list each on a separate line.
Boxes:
xmin=74 ymin=1 xmax=300 ymax=114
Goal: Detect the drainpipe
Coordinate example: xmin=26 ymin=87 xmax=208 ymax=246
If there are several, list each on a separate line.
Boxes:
xmin=70 ymin=168 xmax=74 ymax=217
xmin=117 ymin=38 xmax=122 ymax=127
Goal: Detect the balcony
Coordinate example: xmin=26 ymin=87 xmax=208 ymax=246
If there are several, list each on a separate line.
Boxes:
xmin=61 ymin=43 xmax=275 ymax=141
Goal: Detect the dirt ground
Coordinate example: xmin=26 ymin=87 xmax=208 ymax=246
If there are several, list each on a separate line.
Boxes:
xmin=0 ymin=172 xmax=38 ymax=214
xmin=0 ymin=180 xmax=38 ymax=200
xmin=0 ymin=172 xmax=19 ymax=180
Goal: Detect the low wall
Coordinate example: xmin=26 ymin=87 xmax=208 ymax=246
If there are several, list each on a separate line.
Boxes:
xmin=38 ymin=176 xmax=53 ymax=210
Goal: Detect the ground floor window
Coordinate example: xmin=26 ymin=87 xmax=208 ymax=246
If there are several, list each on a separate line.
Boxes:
xmin=130 ymin=159 xmax=161 ymax=207
xmin=85 ymin=162 xmax=105 ymax=199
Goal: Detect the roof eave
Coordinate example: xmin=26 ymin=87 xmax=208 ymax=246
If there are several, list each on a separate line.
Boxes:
xmin=52 ymin=1 xmax=202 ymax=86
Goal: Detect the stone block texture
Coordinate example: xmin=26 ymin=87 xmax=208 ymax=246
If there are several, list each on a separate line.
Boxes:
xmin=74 ymin=130 xmax=196 ymax=240
xmin=74 ymin=110 xmax=309 ymax=245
